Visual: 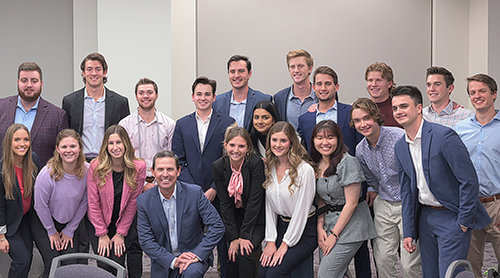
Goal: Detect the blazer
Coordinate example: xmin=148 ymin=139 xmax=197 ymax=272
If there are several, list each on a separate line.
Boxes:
xmin=87 ymin=159 xmax=146 ymax=237
xmin=0 ymin=96 xmax=69 ymax=167
xmin=273 ymin=86 xmax=292 ymax=121
xmin=0 ymin=153 xmax=39 ymax=237
xmin=394 ymin=120 xmax=491 ymax=240
xmin=62 ymin=87 xmax=130 ymax=135
xmin=213 ymin=88 xmax=272 ymax=130
xmin=172 ymin=110 xmax=235 ymax=192
xmin=297 ymin=102 xmax=363 ymax=155
xmin=136 ymin=181 xmax=224 ymax=278
xmin=212 ymin=154 xmax=265 ymax=242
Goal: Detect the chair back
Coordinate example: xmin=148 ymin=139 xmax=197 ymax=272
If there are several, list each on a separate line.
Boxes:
xmin=445 ymin=259 xmax=475 ymax=278
xmin=48 ymin=253 xmax=127 ymax=278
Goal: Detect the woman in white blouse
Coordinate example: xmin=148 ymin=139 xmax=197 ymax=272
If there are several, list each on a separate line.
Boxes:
xmin=258 ymin=122 xmax=318 ymax=278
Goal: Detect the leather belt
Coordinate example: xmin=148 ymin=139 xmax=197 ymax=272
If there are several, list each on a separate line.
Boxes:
xmin=427 ymin=205 xmax=448 ymax=210
xmin=280 ymin=211 xmax=316 ymax=223
xmin=479 ymin=193 xmax=500 ymax=203
xmin=145 ymin=176 xmax=155 ymax=183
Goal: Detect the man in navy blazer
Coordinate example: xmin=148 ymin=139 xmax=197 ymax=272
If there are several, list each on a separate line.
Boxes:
xmin=213 ymin=55 xmax=271 ymax=130
xmin=0 ymin=62 xmax=69 ymax=167
xmin=392 ymin=85 xmax=491 ymax=278
xmin=137 ymin=150 xmax=224 ymax=278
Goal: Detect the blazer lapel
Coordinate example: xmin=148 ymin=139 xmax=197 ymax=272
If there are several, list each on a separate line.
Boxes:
xmin=203 ymin=113 xmax=221 ymax=153
xmin=105 ymin=88 xmax=114 ymax=128
xmin=421 ymin=121 xmax=432 ymax=188
xmin=175 ymin=182 xmax=185 ymax=241
xmin=30 ymin=98 xmax=47 ymax=141
xmin=244 ymin=89 xmax=256 ymax=128
xmin=187 ymin=113 xmax=201 ymax=153
xmin=5 ymin=97 xmax=17 ymax=124
xmin=152 ymin=188 xmax=170 ymax=235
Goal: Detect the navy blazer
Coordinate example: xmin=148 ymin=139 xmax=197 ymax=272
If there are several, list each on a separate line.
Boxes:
xmin=0 ymin=96 xmax=69 ymax=166
xmin=172 ymin=111 xmax=235 ymax=192
xmin=394 ymin=120 xmax=491 ymax=240
xmin=273 ymin=86 xmax=292 ymax=122
xmin=137 ymin=182 xmax=224 ymax=278
xmin=297 ymin=102 xmax=363 ymax=155
xmin=62 ymin=87 xmax=130 ymax=135
xmin=213 ymin=88 xmax=271 ymax=130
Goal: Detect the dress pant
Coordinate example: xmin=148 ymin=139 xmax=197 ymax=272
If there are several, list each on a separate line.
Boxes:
xmin=5 ymin=213 xmax=33 ymax=278
xmin=227 ymin=224 xmax=265 ymax=278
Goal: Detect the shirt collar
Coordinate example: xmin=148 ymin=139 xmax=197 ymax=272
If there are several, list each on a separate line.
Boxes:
xmin=17 ymin=96 xmax=40 ymax=112
xmin=158 ymin=182 xmax=177 ymax=201
xmin=316 ymin=100 xmax=337 ymax=116
xmin=429 ymin=100 xmax=454 ymax=115
xmin=84 ymin=87 xmax=106 ymax=101
xmin=470 ymin=110 xmax=500 ymax=126
xmin=136 ymin=108 xmax=161 ymax=125
xmin=288 ymin=83 xmax=317 ymax=101
xmin=196 ymin=109 xmax=213 ymax=122
xmin=230 ymin=92 xmax=247 ymax=104
xmin=405 ymin=118 xmax=424 ymax=143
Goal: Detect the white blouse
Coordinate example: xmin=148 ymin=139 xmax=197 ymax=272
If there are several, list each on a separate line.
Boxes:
xmin=264 ymin=161 xmax=316 ymax=247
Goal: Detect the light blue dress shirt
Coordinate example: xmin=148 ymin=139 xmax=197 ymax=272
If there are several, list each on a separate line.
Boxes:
xmin=316 ymin=100 xmax=338 ymax=124
xmin=229 ymin=94 xmax=247 ymax=128
xmin=82 ymin=88 xmax=106 ymax=157
xmin=286 ymin=85 xmax=317 ymax=129
xmin=14 ymin=96 xmax=40 ymax=131
xmin=159 ymin=185 xmax=179 ymax=269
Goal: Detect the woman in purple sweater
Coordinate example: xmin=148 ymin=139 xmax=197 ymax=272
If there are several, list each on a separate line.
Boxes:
xmin=32 ymin=129 xmax=89 ymax=278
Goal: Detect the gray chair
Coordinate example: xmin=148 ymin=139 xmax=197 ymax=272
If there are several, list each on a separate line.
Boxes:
xmin=48 ymin=253 xmax=126 ymax=278
xmin=445 ymin=259 xmax=475 ymax=278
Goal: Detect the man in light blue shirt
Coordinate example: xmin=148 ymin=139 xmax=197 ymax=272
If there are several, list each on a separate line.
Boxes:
xmin=455 ymin=73 xmax=500 ymax=278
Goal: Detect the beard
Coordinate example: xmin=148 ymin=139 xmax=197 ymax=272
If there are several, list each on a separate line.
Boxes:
xmin=18 ymin=87 xmax=41 ymax=102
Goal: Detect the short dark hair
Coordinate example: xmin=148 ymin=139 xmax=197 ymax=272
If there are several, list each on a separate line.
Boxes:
xmin=18 ymin=62 xmax=42 ymax=80
xmin=227 ymin=55 xmax=251 ymax=72
xmin=191 ymin=76 xmax=217 ymax=95
xmin=135 ymin=77 xmax=158 ymax=95
xmin=466 ymin=73 xmax=498 ymax=95
xmin=313 ymin=66 xmax=338 ymax=85
xmin=426 ymin=66 xmax=455 ymax=87
xmin=152 ymin=150 xmax=179 ymax=170
xmin=80 ymin=52 xmax=108 ymax=84
xmin=391 ymin=85 xmax=423 ymax=105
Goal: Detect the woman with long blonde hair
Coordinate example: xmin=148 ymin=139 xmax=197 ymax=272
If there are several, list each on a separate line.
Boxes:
xmin=0 ymin=124 xmax=39 ymax=278
xmin=87 ymin=125 xmax=146 ymax=277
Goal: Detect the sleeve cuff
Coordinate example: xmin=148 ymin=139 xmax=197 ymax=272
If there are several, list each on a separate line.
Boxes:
xmin=170 ymin=257 xmax=177 ymax=270
xmin=0 ymin=225 xmax=6 ymax=235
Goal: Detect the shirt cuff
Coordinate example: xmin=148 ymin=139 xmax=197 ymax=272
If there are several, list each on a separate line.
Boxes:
xmin=0 ymin=225 xmax=6 ymax=235
xmin=170 ymin=258 xmax=177 ymax=270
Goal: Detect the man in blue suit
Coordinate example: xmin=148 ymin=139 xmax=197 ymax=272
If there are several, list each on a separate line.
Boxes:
xmin=213 ymin=55 xmax=271 ymax=130
xmin=137 ymin=150 xmax=224 ymax=278
xmin=392 ymin=85 xmax=491 ymax=278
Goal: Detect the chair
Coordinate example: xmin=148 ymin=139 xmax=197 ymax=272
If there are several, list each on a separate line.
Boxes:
xmin=48 ymin=253 xmax=127 ymax=278
xmin=445 ymin=259 xmax=475 ymax=278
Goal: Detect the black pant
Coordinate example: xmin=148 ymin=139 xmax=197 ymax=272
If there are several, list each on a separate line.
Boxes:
xmin=6 ymin=213 xmax=33 ymax=278
xmin=227 ymin=224 xmax=265 ymax=278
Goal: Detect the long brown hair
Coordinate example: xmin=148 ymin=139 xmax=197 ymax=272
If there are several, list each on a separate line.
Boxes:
xmin=1 ymin=124 xmax=37 ymax=200
xmin=310 ymin=120 xmax=349 ymax=177
xmin=93 ymin=125 xmax=139 ymax=190
xmin=47 ymin=129 xmax=86 ymax=181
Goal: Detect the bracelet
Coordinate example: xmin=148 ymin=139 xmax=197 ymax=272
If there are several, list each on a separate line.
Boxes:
xmin=330 ymin=230 xmax=339 ymax=239
xmin=0 ymin=237 xmax=6 ymax=242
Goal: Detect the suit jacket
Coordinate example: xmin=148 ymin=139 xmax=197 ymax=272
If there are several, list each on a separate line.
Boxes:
xmin=212 ymin=154 xmax=265 ymax=242
xmin=213 ymin=87 xmax=271 ymax=130
xmin=394 ymin=120 xmax=490 ymax=240
xmin=273 ymin=86 xmax=292 ymax=121
xmin=0 ymin=96 xmax=69 ymax=166
xmin=0 ymin=153 xmax=39 ymax=237
xmin=297 ymin=102 xmax=363 ymax=155
xmin=87 ymin=159 xmax=146 ymax=237
xmin=136 ymin=181 xmax=224 ymax=278
xmin=62 ymin=87 xmax=130 ymax=135
xmin=172 ymin=110 xmax=235 ymax=192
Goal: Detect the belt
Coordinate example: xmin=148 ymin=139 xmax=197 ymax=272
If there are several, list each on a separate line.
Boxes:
xmin=145 ymin=176 xmax=155 ymax=183
xmin=280 ymin=211 xmax=316 ymax=223
xmin=316 ymin=203 xmax=344 ymax=215
xmin=479 ymin=193 xmax=500 ymax=203
xmin=427 ymin=205 xmax=448 ymax=210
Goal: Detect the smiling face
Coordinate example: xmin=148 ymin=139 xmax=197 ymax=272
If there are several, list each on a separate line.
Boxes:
xmin=224 ymin=135 xmax=249 ymax=166
xmin=192 ymin=84 xmax=215 ymax=112
xmin=253 ymin=108 xmax=274 ymax=134
xmin=107 ymin=133 xmax=125 ymax=161
xmin=366 ymin=71 xmax=392 ymax=103
xmin=469 ymin=81 xmax=497 ymax=114
xmin=12 ymin=129 xmax=30 ymax=160
xmin=313 ymin=129 xmax=338 ymax=158
xmin=82 ymin=60 xmax=107 ymax=88
xmin=153 ymin=156 xmax=180 ymax=199
xmin=288 ymin=56 xmax=312 ymax=85
xmin=228 ymin=60 xmax=252 ymax=90
xmin=270 ymin=131 xmax=291 ymax=158
xmin=17 ymin=70 xmax=42 ymax=102
xmin=56 ymin=136 xmax=81 ymax=165
xmin=136 ymin=84 xmax=158 ymax=111
xmin=351 ymin=108 xmax=380 ymax=140
xmin=314 ymin=73 xmax=339 ymax=103
xmin=392 ymin=95 xmax=422 ymax=128
xmin=426 ymin=74 xmax=453 ymax=106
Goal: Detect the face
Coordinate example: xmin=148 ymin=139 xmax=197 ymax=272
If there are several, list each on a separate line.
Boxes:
xmin=17 ymin=71 xmax=42 ymax=102
xmin=313 ymin=130 xmax=338 ymax=157
xmin=366 ymin=71 xmax=392 ymax=102
xmin=426 ymin=74 xmax=453 ymax=105
xmin=253 ymin=108 xmax=274 ymax=134
xmin=392 ymin=95 xmax=422 ymax=128
xmin=228 ymin=60 xmax=252 ymax=90
xmin=270 ymin=131 xmax=291 ymax=158
xmin=351 ymin=108 xmax=380 ymax=138
xmin=107 ymin=133 xmax=125 ymax=160
xmin=192 ymin=84 xmax=215 ymax=112
xmin=82 ymin=60 xmax=107 ymax=88
xmin=468 ymin=81 xmax=497 ymax=113
xmin=12 ymin=129 xmax=30 ymax=159
xmin=314 ymin=73 xmax=339 ymax=103
xmin=288 ymin=56 xmax=312 ymax=85
xmin=136 ymin=84 xmax=158 ymax=110
xmin=153 ymin=157 xmax=180 ymax=196
xmin=224 ymin=136 xmax=249 ymax=165
xmin=56 ymin=137 xmax=80 ymax=164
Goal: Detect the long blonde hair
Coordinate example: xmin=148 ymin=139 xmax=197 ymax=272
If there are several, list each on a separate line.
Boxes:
xmin=47 ymin=129 xmax=86 ymax=181
xmin=1 ymin=124 xmax=37 ymax=200
xmin=93 ymin=125 xmax=139 ymax=190
xmin=263 ymin=121 xmax=317 ymax=194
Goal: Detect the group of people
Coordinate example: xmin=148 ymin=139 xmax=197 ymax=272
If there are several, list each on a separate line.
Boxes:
xmin=0 ymin=49 xmax=498 ymax=278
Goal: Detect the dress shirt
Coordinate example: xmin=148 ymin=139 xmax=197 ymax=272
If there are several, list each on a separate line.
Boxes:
xmin=356 ymin=126 xmax=405 ymax=202
xmin=423 ymin=100 xmax=474 ymax=128
xmin=14 ymin=96 xmax=40 ymax=131
xmin=316 ymin=101 xmax=338 ymax=124
xmin=82 ymin=88 xmax=106 ymax=157
xmin=119 ymin=109 xmax=176 ymax=176
xmin=159 ymin=186 xmax=179 ymax=258
xmin=265 ymin=161 xmax=316 ymax=247
xmin=195 ymin=109 xmax=212 ymax=152
xmin=229 ymin=94 xmax=247 ymax=128
xmin=455 ymin=111 xmax=500 ymax=197
xmin=286 ymin=86 xmax=317 ymax=129
xmin=406 ymin=119 xmax=441 ymax=206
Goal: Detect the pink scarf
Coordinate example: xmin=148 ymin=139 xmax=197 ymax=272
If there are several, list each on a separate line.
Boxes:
xmin=228 ymin=161 xmax=243 ymax=208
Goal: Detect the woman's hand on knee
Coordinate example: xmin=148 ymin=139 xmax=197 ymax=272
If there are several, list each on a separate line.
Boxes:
xmin=270 ymin=243 xmax=288 ymax=267
xmin=260 ymin=242 xmax=276 ymax=267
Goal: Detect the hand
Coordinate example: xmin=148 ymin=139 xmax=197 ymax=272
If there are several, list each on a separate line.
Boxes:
xmin=143 ymin=182 xmax=156 ymax=192
xmin=366 ymin=191 xmax=378 ymax=207
xmin=0 ymin=238 xmax=9 ymax=253
xmin=60 ymin=232 xmax=73 ymax=250
xmin=228 ymin=239 xmax=239 ymax=262
xmin=49 ymin=232 xmax=62 ymax=251
xmin=239 ymin=238 xmax=254 ymax=256
xmin=175 ymin=252 xmax=199 ymax=274
xmin=404 ymin=237 xmax=416 ymax=253
xmin=317 ymin=228 xmax=328 ymax=252
xmin=98 ymin=234 xmax=111 ymax=257
xmin=322 ymin=234 xmax=337 ymax=256
xmin=204 ymin=188 xmax=217 ymax=202
xmin=307 ymin=103 xmax=317 ymax=113
xmin=452 ymin=101 xmax=463 ymax=110
xmin=111 ymin=234 xmax=126 ymax=258
xmin=269 ymin=243 xmax=288 ymax=267
xmin=260 ymin=242 xmax=276 ymax=267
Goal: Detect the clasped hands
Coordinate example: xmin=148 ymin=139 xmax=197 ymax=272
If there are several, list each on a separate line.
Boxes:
xmin=48 ymin=231 xmax=74 ymax=251
xmin=174 ymin=252 xmax=200 ymax=274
